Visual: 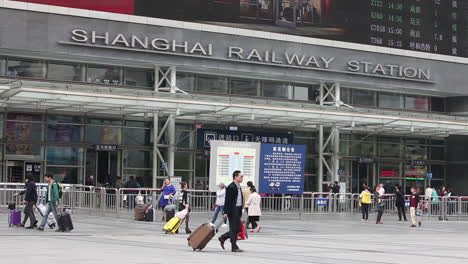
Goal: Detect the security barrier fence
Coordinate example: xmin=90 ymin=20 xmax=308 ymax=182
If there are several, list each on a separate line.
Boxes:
xmin=2 ymin=183 xmax=468 ymax=221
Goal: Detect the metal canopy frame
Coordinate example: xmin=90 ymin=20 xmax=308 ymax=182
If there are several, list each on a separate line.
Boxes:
xmin=1 ymin=76 xmax=468 ymax=189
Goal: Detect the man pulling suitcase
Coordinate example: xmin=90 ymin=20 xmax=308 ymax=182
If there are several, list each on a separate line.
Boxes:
xmin=218 ymin=170 xmax=245 ymax=253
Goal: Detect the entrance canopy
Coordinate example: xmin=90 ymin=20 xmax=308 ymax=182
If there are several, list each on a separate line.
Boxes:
xmin=1 ymin=79 xmax=468 ymax=137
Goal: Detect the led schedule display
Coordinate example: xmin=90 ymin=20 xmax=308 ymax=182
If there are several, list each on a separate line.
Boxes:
xmin=14 ymin=0 xmax=467 ymax=57
xmin=363 ymin=0 xmax=461 ymax=56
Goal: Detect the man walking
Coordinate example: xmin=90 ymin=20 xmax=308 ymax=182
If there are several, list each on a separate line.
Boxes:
xmin=409 ymin=187 xmax=422 ymax=228
xmin=37 ymin=174 xmax=60 ymax=231
xmin=18 ymin=176 xmax=38 ymax=229
xmin=219 ymin=170 xmax=244 ymax=253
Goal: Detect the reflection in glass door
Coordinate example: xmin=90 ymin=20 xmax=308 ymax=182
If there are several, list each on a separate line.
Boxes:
xmin=96 ymin=151 xmax=119 ymax=187
xmin=352 ymin=161 xmax=374 ymax=193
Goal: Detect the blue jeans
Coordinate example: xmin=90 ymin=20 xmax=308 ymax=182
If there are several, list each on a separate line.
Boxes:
xmin=211 ymin=205 xmax=227 ymax=224
xmin=40 ymin=203 xmax=59 ymax=228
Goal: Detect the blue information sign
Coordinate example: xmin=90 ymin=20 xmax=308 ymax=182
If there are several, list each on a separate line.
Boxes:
xmin=259 ymin=144 xmax=306 ymax=194
xmin=316 ymin=198 xmax=329 ymax=207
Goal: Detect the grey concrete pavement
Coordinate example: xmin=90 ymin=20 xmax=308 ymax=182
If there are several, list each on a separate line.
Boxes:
xmin=1 ymin=213 xmax=467 ymax=264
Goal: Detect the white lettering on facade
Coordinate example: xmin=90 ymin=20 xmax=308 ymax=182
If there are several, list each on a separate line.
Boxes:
xmin=66 ymin=30 xmax=431 ymax=81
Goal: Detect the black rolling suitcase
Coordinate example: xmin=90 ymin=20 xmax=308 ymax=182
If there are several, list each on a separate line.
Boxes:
xmin=57 ymin=212 xmax=74 ymax=232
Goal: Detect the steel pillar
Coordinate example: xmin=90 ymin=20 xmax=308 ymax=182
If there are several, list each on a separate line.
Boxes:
xmin=152 ymin=113 xmax=159 ymax=188
xmin=167 ymin=114 xmax=176 ymax=178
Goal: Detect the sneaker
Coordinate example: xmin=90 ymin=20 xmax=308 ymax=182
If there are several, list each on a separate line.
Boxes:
xmin=25 ymin=226 xmax=35 ymax=229
xmin=418 ymin=222 xmax=422 ymax=227
xmin=410 ymin=225 xmax=416 ymax=228
xmin=33 ymin=220 xmax=38 ymax=227
xmin=37 ymin=227 xmax=44 ymax=231
xmin=256 ymin=226 xmax=262 ymax=232
xmin=249 ymin=229 xmax=255 ymax=233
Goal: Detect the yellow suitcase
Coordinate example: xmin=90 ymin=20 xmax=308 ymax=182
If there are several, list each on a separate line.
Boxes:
xmin=163 ymin=217 xmax=183 ymax=234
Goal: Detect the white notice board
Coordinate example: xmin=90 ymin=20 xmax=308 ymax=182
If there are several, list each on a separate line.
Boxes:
xmin=209 ymin=140 xmax=261 ymax=191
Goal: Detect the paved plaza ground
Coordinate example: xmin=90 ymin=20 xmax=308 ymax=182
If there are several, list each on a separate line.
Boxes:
xmin=1 ymin=213 xmax=467 ymax=264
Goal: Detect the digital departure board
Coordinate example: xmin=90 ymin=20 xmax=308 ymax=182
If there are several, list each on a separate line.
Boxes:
xmin=14 ymin=0 xmax=467 ymax=57
xmin=363 ymin=0 xmax=461 ymax=56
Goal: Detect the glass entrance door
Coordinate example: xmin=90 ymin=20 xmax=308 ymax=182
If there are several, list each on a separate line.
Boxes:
xmin=7 ymin=161 xmax=24 ymax=183
xmin=96 ymin=151 xmax=118 ymax=187
xmin=352 ymin=161 xmax=374 ymax=193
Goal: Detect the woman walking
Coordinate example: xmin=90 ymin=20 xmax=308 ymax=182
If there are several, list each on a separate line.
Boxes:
xmin=395 ymin=184 xmax=407 ymax=221
xmin=159 ymin=178 xmax=176 ymax=221
xmin=211 ymin=182 xmax=227 ymax=225
xmin=246 ymin=186 xmax=262 ymax=232
xmin=359 ymin=185 xmax=371 ymax=222
xmin=178 ymin=181 xmax=192 ymax=234
xmin=409 ymin=187 xmax=422 ymax=227
xmin=375 ymin=185 xmax=385 ymax=224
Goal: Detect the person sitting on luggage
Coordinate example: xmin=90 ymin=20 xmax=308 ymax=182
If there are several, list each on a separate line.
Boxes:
xmin=245 ymin=186 xmax=262 ymax=233
xmin=159 ymin=178 xmax=176 ymax=221
xmin=37 ymin=174 xmax=60 ymax=232
xmin=178 ymin=181 xmax=192 ymax=234
xmin=17 ymin=175 xmax=38 ymax=229
xmin=219 ymin=170 xmax=245 ymax=253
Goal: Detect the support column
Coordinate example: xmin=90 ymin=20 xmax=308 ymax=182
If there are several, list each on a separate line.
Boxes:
xmin=318 ymin=125 xmax=324 ymax=193
xmin=167 ymin=114 xmax=175 ymax=178
xmin=152 ymin=113 xmax=159 ymax=188
xmin=333 ymin=126 xmax=340 ymax=182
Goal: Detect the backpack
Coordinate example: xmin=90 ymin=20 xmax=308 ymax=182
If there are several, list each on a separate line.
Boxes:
xmin=54 ymin=181 xmax=63 ymax=199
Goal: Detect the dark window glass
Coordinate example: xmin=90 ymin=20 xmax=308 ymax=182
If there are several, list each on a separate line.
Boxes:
xmin=231 ymin=79 xmax=258 ymax=96
xmin=340 ymin=87 xmax=351 ymax=105
xmin=431 ymin=97 xmax=446 ymax=112
xmin=124 ymin=128 xmax=151 ymax=146
xmin=87 ymin=65 xmax=121 ymax=85
xmin=124 ymin=68 xmax=154 ymax=87
xmin=379 ymin=144 xmax=401 ymax=158
xmin=196 ymin=75 xmax=227 ymax=94
xmin=87 ymin=118 xmax=122 ymax=126
xmin=430 ymin=146 xmax=445 ymax=160
xmin=177 ymin=73 xmax=195 ymax=92
xmin=124 ymin=169 xmax=152 ymax=188
xmin=379 ymin=92 xmax=403 ymax=109
xmin=308 ymin=85 xmax=320 ymax=102
xmin=430 ymin=165 xmax=445 ymax=180
xmin=125 ymin=120 xmax=151 ymax=128
xmin=47 ymin=146 xmax=83 ymax=166
xmin=47 ymin=124 xmax=82 ymax=142
xmin=125 ymin=150 xmax=151 ymax=168
xmin=47 ymin=62 xmax=82 ymax=81
xmin=263 ymin=82 xmax=291 ymax=99
xmin=352 ymin=89 xmax=375 ymax=107
xmin=6 ymin=59 xmax=43 ymax=78
xmin=405 ymin=96 xmax=429 ymax=111
xmin=175 ymin=152 xmax=193 ymax=170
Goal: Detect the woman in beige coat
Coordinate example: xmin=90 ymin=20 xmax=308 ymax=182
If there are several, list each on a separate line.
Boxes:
xmin=246 ymin=186 xmax=262 ymax=232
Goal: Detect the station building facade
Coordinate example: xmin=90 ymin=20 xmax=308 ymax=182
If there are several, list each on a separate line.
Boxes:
xmin=1 ymin=2 xmax=468 ymax=194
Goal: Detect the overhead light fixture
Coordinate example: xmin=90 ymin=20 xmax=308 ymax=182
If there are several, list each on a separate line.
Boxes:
xmin=351 ymin=121 xmax=356 ymax=127
xmin=250 ymin=113 xmax=255 ymax=120
xmin=176 ymin=108 xmax=180 ymax=115
xmin=410 ymin=126 xmax=415 ymax=132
